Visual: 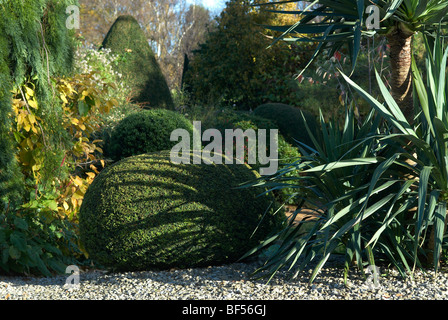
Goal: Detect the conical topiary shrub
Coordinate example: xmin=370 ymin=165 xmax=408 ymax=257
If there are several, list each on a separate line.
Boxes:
xmin=101 ymin=15 xmax=174 ymax=109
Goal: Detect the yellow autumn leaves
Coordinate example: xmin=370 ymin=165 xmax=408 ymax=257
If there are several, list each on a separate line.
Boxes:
xmin=11 ymin=82 xmax=45 ymax=181
xmin=12 ymin=84 xmax=40 ymax=134
xmin=11 ymin=72 xmax=118 ymax=223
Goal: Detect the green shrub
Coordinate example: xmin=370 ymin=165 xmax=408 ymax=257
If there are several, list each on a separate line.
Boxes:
xmin=0 ymin=207 xmax=80 ymax=276
xmin=79 ymin=151 xmax=283 ymax=271
xmin=101 ymin=15 xmax=174 ymax=109
xmin=203 ymin=109 xmax=274 ymax=133
xmin=253 ymin=103 xmax=318 ymax=148
xmin=106 ymin=109 xmax=193 ymax=162
xmin=201 ymin=109 xmax=302 ymax=204
xmin=242 ymin=106 xmax=387 ymax=283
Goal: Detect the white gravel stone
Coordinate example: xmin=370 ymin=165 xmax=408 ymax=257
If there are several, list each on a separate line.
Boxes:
xmin=1 ymin=258 xmax=448 ymax=300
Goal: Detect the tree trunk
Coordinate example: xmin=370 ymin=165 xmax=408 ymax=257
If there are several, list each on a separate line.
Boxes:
xmin=386 ymin=26 xmax=414 ymax=125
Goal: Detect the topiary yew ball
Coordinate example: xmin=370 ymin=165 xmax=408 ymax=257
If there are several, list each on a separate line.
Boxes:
xmin=106 ymin=109 xmax=193 ymax=162
xmin=79 ymin=151 xmax=282 ymax=271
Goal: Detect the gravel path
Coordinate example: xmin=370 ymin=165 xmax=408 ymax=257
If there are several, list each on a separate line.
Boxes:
xmin=1 ymin=257 xmax=448 ymax=300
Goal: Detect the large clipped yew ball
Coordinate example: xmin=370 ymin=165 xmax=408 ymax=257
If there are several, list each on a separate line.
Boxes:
xmin=79 ymin=151 xmax=282 ymax=271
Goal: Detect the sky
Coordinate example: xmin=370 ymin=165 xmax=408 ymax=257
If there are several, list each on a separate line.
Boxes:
xmin=187 ymin=0 xmax=227 ymax=14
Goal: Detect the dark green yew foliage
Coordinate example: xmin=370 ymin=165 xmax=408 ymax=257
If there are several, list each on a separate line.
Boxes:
xmin=101 ymin=15 xmax=174 ymax=109
xmin=106 ymin=109 xmax=193 ymax=161
xmin=202 ymin=109 xmax=302 ymax=204
xmin=79 ymin=151 xmax=283 ymax=271
xmin=253 ymin=103 xmax=318 ymax=148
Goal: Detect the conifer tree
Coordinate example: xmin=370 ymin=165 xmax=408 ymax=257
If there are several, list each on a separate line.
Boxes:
xmin=0 ymin=0 xmax=78 ymax=206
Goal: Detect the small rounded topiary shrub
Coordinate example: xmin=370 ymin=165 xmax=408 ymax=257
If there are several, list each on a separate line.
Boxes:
xmin=79 ymin=151 xmax=283 ymax=271
xmin=202 ymin=109 xmax=302 ymax=204
xmin=106 ymin=109 xmax=193 ymax=161
xmin=253 ymin=103 xmax=318 ymax=148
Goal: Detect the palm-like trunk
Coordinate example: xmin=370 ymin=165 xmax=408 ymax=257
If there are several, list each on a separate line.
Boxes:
xmin=387 ymin=26 xmax=448 ymax=268
xmin=386 ymin=26 xmax=415 ymax=124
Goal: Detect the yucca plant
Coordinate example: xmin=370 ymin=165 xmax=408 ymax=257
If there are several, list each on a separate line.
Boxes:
xmin=242 ymin=106 xmax=402 ymax=283
xmin=243 ymin=32 xmax=448 ymax=283
xmin=259 ymin=0 xmax=448 ymax=123
xmin=342 ymin=31 xmax=448 ymax=272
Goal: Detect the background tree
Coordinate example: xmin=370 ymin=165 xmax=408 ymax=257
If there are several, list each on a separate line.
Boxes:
xmin=174 ymin=4 xmax=215 ymax=89
xmin=258 ymin=0 xmax=448 ymax=124
xmin=183 ymin=0 xmax=316 ymax=110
